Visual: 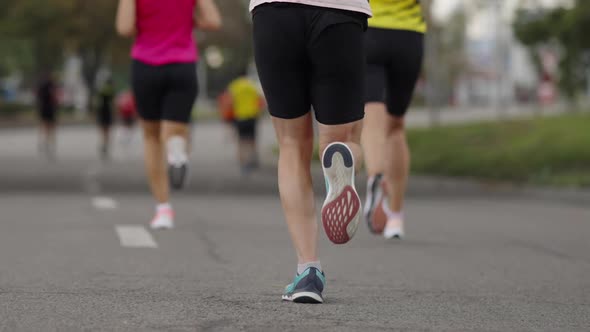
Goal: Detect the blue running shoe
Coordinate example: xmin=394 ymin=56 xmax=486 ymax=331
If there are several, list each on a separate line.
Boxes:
xmin=282 ymin=267 xmax=325 ymax=304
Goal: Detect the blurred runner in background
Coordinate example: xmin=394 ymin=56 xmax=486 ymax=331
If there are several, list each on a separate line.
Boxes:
xmin=219 ymin=73 xmax=265 ymax=174
xmin=116 ymin=89 xmax=137 ymax=146
xmin=361 ymin=0 xmax=426 ymax=239
xmin=97 ymin=77 xmax=115 ymax=160
xmin=36 ymin=72 xmax=59 ymax=160
xmin=116 ymin=0 xmax=221 ymax=230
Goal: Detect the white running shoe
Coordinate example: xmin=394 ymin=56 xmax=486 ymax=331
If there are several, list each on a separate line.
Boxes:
xmin=383 ymin=217 xmax=404 ymax=239
xmin=382 ymin=199 xmax=404 ymax=239
xmin=150 ymin=208 xmax=175 ymax=230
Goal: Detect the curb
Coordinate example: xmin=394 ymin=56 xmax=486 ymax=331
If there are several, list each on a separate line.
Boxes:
xmin=0 ymin=118 xmax=93 ymax=129
xmin=407 ymin=175 xmax=590 ymax=206
xmin=2 ymin=160 xmax=589 ymax=207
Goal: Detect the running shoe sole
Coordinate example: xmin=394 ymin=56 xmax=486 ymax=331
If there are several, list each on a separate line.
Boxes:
xmin=150 ymin=223 xmax=174 ymax=230
xmin=150 ymin=218 xmax=174 ymax=230
xmin=385 ymin=232 xmax=403 ymax=240
xmin=364 ymin=174 xmax=387 ymax=234
xmin=282 ymin=292 xmax=324 ymax=304
xmin=321 ymin=143 xmax=361 ymax=245
xmin=370 ymin=196 xmax=387 ymax=234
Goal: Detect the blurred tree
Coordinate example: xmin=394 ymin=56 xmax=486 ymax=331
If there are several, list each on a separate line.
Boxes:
xmin=0 ymin=0 xmax=253 ymax=101
xmin=0 ymin=0 xmax=123 ymax=107
xmin=424 ymin=3 xmax=468 ymax=108
xmin=0 ymin=0 xmax=68 ymax=77
xmin=69 ymin=0 xmax=122 ymax=108
xmin=514 ymin=0 xmax=590 ymax=100
xmin=0 ymin=40 xmax=35 ymax=79
xmin=198 ymin=0 xmax=253 ymax=95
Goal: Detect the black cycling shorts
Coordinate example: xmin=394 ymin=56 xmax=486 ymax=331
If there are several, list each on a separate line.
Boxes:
xmin=252 ymin=3 xmax=367 ymax=125
xmin=131 ymin=60 xmax=198 ymax=123
xmin=38 ymin=105 xmax=57 ymax=123
xmin=234 ymin=119 xmax=257 ymax=140
xmin=365 ymin=28 xmax=424 ymax=117
xmin=97 ymin=106 xmax=113 ymax=128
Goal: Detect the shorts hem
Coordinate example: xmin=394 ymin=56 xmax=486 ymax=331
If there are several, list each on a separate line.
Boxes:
xmin=364 ymin=98 xmax=385 ymax=104
xmin=316 ymin=113 xmax=364 ymax=125
xmin=139 ymin=116 xmax=191 ymax=124
xmin=385 ymin=109 xmax=408 ymax=118
xmin=269 ymin=111 xmax=310 ymax=121
xmin=161 ymin=118 xmax=191 ymax=124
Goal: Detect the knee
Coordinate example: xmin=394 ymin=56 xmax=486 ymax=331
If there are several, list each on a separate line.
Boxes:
xmin=277 ymin=123 xmax=313 ymax=146
xmin=278 ymin=134 xmax=314 ymax=162
xmin=279 ymin=134 xmax=313 ymax=151
xmin=161 ymin=123 xmax=188 ymax=141
xmin=143 ymin=128 xmax=160 ymax=143
xmin=318 ymin=123 xmax=358 ymax=152
xmin=389 ymin=117 xmax=405 ymax=133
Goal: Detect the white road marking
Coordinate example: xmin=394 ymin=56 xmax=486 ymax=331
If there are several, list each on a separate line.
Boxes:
xmin=115 ymin=225 xmax=158 ymax=248
xmin=92 ymin=196 xmax=118 ymax=210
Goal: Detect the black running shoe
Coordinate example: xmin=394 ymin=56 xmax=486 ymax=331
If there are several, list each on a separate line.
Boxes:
xmin=168 ymin=162 xmax=188 ymax=190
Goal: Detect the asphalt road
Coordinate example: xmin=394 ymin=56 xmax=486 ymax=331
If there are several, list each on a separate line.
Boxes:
xmin=0 ymin=123 xmax=589 ymax=331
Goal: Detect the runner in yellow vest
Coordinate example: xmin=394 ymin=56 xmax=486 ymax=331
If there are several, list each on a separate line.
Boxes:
xmin=362 ymin=0 xmax=426 ymax=239
xmin=226 ymin=74 xmax=265 ymax=173
xmin=368 ymin=0 xmax=426 ymax=33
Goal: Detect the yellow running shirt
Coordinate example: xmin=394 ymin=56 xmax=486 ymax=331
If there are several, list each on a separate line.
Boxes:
xmin=368 ymin=0 xmax=427 ymax=33
xmin=228 ymin=77 xmax=261 ymax=121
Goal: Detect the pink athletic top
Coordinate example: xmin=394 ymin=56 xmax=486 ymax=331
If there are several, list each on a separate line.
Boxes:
xmin=132 ymin=0 xmax=199 ymax=65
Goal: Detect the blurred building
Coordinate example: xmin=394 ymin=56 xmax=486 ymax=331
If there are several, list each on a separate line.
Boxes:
xmin=432 ymin=0 xmax=570 ymax=108
xmin=457 ymin=0 xmax=537 ymax=107
xmin=62 ymin=55 xmax=89 ymax=115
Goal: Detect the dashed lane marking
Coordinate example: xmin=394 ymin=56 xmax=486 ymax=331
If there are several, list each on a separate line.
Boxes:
xmin=115 ymin=225 xmax=158 ymax=248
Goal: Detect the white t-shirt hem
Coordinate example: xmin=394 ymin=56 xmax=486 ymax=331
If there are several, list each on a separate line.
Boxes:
xmin=249 ymin=0 xmax=372 ymax=17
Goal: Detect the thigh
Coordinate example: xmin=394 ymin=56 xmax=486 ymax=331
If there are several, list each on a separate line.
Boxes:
xmin=364 ymin=28 xmax=388 ymax=104
xmin=132 ymin=60 xmax=165 ymax=122
xmin=161 ymin=62 xmax=198 ymax=124
xmin=140 ymin=119 xmax=161 ymax=139
xmin=252 ymin=4 xmax=310 ymax=121
xmin=385 ymin=31 xmax=424 ymax=118
xmin=308 ymin=13 xmax=366 ymax=125
xmin=271 ymin=113 xmax=314 ymax=148
xmin=365 ymin=64 xmax=386 ymax=104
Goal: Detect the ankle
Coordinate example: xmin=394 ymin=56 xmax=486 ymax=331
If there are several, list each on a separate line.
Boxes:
xmin=297 ymin=261 xmax=322 ymax=274
xmin=156 ymin=203 xmax=172 ymax=213
xmin=383 ymin=200 xmax=403 ymax=220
